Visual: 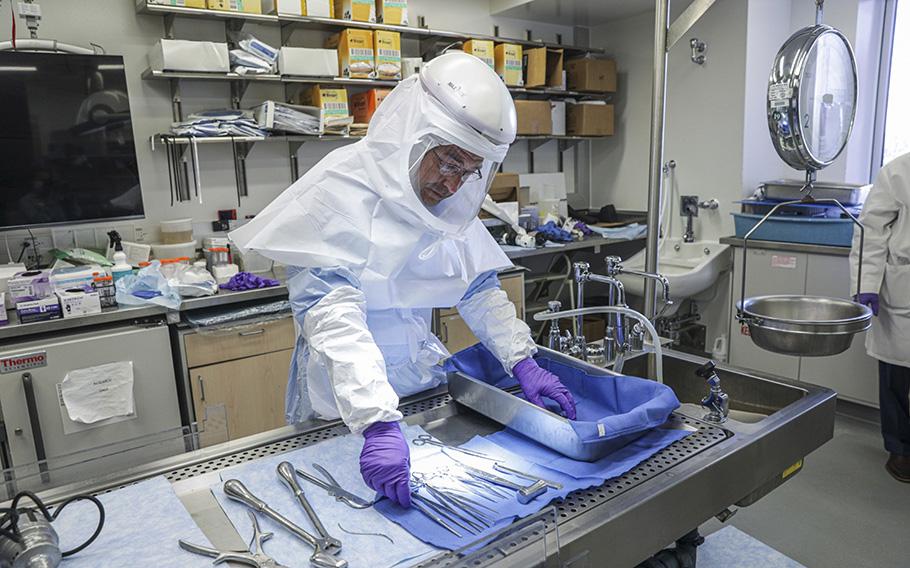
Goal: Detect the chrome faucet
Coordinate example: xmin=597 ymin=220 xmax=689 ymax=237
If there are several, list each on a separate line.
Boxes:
xmin=681 ymin=196 xmax=719 ymax=243
xmin=605 ymin=257 xmax=672 ymax=311
xmin=696 ymin=361 xmax=729 ymax=423
xmin=574 ymin=261 xmax=627 ymax=362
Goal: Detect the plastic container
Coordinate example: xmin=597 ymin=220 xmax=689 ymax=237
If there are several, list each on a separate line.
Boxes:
xmin=732 ymin=213 xmax=855 ymax=247
xmin=151 ymin=241 xmax=198 ymax=261
xmin=233 ymin=247 xmax=274 ymax=274
xmin=160 ymin=218 xmax=194 ymax=245
xmin=110 ymin=250 xmax=133 ymax=282
xmin=91 ymin=273 xmax=117 ymax=308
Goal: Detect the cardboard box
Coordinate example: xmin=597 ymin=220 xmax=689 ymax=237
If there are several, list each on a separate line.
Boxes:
xmin=463 ymin=39 xmax=495 ymax=69
xmin=349 ymin=88 xmax=391 ymax=124
xmin=150 ymin=0 xmax=208 ymax=8
xmin=376 ymin=0 xmax=408 ymax=25
xmin=0 ymin=293 xmax=7 ymax=326
xmin=278 ymin=47 xmax=338 ymax=76
xmin=489 ymin=173 xmax=520 ymax=202
xmin=495 ymin=43 xmax=523 ymax=86
xmin=277 ymin=0 xmax=332 ymax=16
xmin=16 ymin=297 xmax=61 ymax=324
xmin=56 ymin=289 xmax=102 ymax=318
xmin=524 ymin=46 xmax=563 ymax=88
xmin=334 ymin=0 xmax=375 ymax=21
xmin=567 ymin=102 xmax=614 ymax=136
xmin=373 ymin=30 xmax=401 ymax=80
xmin=402 ymin=56 xmax=423 ymax=78
xmin=298 ymin=86 xmax=350 ymax=119
xmin=207 ymin=0 xmax=262 ymax=13
xmin=326 ymin=29 xmax=375 ymax=78
xmin=550 ymin=100 xmax=566 ymax=136
xmin=148 ymin=39 xmax=230 ymax=73
xmin=8 ymin=270 xmax=52 ymax=305
xmin=566 ymin=56 xmax=617 ymax=93
xmin=514 ymin=100 xmax=552 ymax=135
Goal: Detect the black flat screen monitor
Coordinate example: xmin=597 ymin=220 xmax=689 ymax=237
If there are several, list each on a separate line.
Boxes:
xmin=0 ymin=51 xmax=144 ymax=230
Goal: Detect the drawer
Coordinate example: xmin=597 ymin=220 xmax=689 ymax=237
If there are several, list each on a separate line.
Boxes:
xmin=438 ymin=273 xmax=525 ymax=318
xmin=185 ymin=316 xmax=296 ymax=368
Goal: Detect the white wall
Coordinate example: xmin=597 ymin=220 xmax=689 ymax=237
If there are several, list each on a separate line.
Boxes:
xmin=0 ymin=0 xmax=578 ymax=263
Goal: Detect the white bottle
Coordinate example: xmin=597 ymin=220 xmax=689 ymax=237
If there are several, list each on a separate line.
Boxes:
xmin=111 ymin=250 xmax=132 ymax=283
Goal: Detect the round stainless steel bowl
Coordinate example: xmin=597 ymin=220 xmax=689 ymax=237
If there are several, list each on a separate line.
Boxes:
xmin=737 ymin=295 xmax=872 ymax=357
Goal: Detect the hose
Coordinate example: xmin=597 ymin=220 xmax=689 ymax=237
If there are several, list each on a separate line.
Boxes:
xmin=534 ymin=305 xmax=664 ymax=383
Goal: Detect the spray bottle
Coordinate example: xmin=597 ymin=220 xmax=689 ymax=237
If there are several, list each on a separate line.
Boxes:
xmin=107 ymin=231 xmax=133 ymax=282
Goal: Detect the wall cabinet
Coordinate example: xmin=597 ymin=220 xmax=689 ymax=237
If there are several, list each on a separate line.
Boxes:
xmin=435 ymin=272 xmax=526 ymax=353
xmin=728 ymin=248 xmax=878 ymax=406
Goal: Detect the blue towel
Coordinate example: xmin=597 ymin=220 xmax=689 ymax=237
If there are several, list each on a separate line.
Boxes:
xmin=375 ymin=423 xmax=692 ymax=550
xmin=444 ymin=344 xmax=681 ymax=454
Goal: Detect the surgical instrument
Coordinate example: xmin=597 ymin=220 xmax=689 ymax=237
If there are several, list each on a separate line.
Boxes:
xmin=336 ymin=523 xmax=394 ymax=545
xmin=493 ymin=464 xmax=564 ymax=490
xmin=409 ymin=494 xmax=462 ymax=538
xmin=179 ymin=511 xmax=289 ymax=568
xmin=277 ymin=462 xmax=343 ymax=554
xmin=294 ymin=464 xmax=374 ymax=509
xmin=412 ymin=492 xmax=479 ymax=535
xmin=413 ymin=435 xmax=496 ymax=460
xmin=222 ymin=480 xmax=348 ymax=568
xmin=460 ymin=465 xmax=549 ymax=504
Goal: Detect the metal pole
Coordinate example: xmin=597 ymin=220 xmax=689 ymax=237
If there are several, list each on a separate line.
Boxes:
xmin=644 ymin=0 xmax=671 ymax=319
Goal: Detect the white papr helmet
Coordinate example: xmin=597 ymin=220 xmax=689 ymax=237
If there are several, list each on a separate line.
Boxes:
xmin=420 ymin=51 xmax=518 ymax=146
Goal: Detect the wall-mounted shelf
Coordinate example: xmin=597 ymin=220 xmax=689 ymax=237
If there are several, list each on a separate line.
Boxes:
xmin=135 ymin=1 xmax=604 ymax=55
xmin=141 ymin=69 xmax=612 ymax=99
xmin=151 ymin=134 xmax=607 ymax=146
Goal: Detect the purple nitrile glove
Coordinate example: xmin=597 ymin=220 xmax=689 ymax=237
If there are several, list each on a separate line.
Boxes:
xmin=359 ymin=421 xmax=411 ymax=508
xmin=855 ymin=293 xmax=880 ymax=316
xmin=512 ymin=358 xmax=577 ymax=420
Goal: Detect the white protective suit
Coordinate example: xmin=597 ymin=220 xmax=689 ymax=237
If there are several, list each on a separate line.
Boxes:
xmin=230 ymin=52 xmax=537 ymax=433
xmin=851 ymin=151 xmax=910 ymax=367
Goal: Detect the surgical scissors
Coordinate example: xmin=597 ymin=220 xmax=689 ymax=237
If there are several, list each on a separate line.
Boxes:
xmin=412 ymin=435 xmax=495 ymax=460
xmin=295 ymin=463 xmax=374 ymax=509
xmin=179 ymin=511 xmax=289 ymax=568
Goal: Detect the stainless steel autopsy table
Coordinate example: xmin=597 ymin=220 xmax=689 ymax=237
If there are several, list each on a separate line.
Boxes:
xmin=11 ymin=347 xmax=835 ymax=567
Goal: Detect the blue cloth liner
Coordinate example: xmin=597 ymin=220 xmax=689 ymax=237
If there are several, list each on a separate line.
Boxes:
xmin=211 ymin=427 xmax=436 ymax=568
xmin=375 ymin=423 xmax=692 ymax=550
xmin=444 ymin=343 xmax=681 ymax=452
xmin=52 ymin=476 xmax=213 ymax=568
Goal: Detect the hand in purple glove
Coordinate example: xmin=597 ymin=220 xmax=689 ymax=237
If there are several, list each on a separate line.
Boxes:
xmin=512 ymin=358 xmax=577 ymax=420
xmin=855 ymin=293 xmax=880 ymax=316
xmin=359 ymin=421 xmax=411 ymax=507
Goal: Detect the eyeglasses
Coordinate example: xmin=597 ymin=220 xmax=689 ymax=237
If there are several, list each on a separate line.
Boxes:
xmin=432 ymin=148 xmax=483 ymax=182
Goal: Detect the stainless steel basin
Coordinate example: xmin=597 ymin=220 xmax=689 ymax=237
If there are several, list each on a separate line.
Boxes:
xmin=617 ymin=350 xmax=808 ymax=421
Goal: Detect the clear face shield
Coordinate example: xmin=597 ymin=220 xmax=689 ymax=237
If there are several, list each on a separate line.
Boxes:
xmin=407 ymin=135 xmax=499 ymax=233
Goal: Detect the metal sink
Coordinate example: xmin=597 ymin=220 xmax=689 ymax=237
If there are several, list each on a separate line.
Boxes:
xmin=618 ymin=349 xmax=808 ymax=422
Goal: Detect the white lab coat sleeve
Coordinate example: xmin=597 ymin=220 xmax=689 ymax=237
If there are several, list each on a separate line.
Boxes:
xmin=456 ymin=271 xmax=537 ymax=375
xmin=290 ymin=268 xmax=403 ymax=434
xmin=851 ymin=170 xmax=900 ymax=295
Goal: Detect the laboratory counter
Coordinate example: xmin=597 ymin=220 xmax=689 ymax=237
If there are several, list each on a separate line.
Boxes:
xmin=0 ymin=236 xmax=637 ymax=342
xmin=719 ymin=236 xmax=851 ymax=257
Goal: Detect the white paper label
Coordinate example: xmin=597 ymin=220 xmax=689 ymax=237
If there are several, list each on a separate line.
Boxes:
xmin=60 ymin=361 xmax=136 ymax=426
xmin=771 ymin=255 xmax=798 ymax=269
xmin=597 ymin=423 xmax=606 ymax=437
xmin=57 ymin=382 xmax=137 ymax=435
xmin=769 ymin=82 xmax=792 ymax=109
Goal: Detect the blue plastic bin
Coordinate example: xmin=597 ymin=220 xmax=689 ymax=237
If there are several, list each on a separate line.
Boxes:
xmin=732 ymin=213 xmax=855 ymax=247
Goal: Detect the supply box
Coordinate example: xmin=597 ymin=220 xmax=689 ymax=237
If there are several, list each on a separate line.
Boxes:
xmin=525 ymin=46 xmax=564 ymax=89
xmin=149 ymin=39 xmax=230 ymax=73
xmin=16 ymin=297 xmax=61 ymax=324
xmin=56 ymin=289 xmax=102 ymax=319
xmin=373 ymin=30 xmax=401 ymax=80
xmin=149 ymin=0 xmax=207 ymax=8
xmin=326 ymin=29 xmax=375 ymax=78
xmin=298 ymin=86 xmax=350 ymax=120
xmin=495 ymin=43 xmax=523 ymax=86
xmin=334 ymin=0 xmax=375 ymax=21
xmin=489 ymin=173 xmax=529 ymax=206
xmin=463 ymin=39 xmax=495 ymax=70
xmin=278 ymin=47 xmax=339 ymax=76
xmin=350 ymin=88 xmax=391 ymax=124
xmin=402 ymin=56 xmax=423 ymax=78
xmin=376 ymin=0 xmax=408 ymax=25
xmin=277 ymin=0 xmax=332 ymax=16
xmin=7 ymin=270 xmax=51 ymax=306
xmin=207 ymin=0 xmax=263 ymax=14
xmin=565 ymin=56 xmax=617 ymax=93
xmin=566 ymin=102 xmax=613 ymax=136
xmin=550 ymin=100 xmax=566 ymax=136
xmin=514 ymin=100 xmax=552 ymax=135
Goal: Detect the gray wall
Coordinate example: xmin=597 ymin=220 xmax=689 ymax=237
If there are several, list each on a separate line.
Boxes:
xmin=0 ymin=0 xmax=579 ymax=262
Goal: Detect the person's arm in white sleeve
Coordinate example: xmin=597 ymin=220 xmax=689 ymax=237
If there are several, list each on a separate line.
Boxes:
xmin=287 ymin=266 xmax=402 ymax=434
xmin=851 ymin=170 xmax=899 ymax=295
xmin=455 ymin=270 xmax=537 ymax=374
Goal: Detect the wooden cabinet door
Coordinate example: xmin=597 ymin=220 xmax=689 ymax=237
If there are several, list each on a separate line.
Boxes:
xmin=191 ymin=349 xmax=292 ymax=446
xmin=184 ymin=317 xmax=295 ymax=368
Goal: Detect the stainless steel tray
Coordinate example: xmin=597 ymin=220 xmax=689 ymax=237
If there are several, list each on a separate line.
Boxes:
xmin=447 ymin=348 xmax=651 ymax=462
xmin=759 ymin=179 xmax=870 ymax=204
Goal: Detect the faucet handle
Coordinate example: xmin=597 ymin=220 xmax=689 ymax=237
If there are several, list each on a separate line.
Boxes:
xmin=573 ymin=261 xmax=590 ymax=282
xmin=604 ymin=256 xmax=622 ymax=276
xmin=547 ymin=300 xmax=562 ymax=313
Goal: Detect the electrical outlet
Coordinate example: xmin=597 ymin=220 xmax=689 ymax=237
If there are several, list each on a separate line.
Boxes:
xmin=133 ymin=226 xmax=148 ymax=243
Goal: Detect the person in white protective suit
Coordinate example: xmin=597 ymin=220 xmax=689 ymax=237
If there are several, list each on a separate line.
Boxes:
xmin=850 ymin=151 xmax=910 ymax=483
xmin=230 ymin=52 xmax=577 ymax=506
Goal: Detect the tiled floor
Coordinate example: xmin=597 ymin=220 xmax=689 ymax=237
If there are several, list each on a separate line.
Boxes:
xmin=700 ymin=403 xmax=910 ymax=568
